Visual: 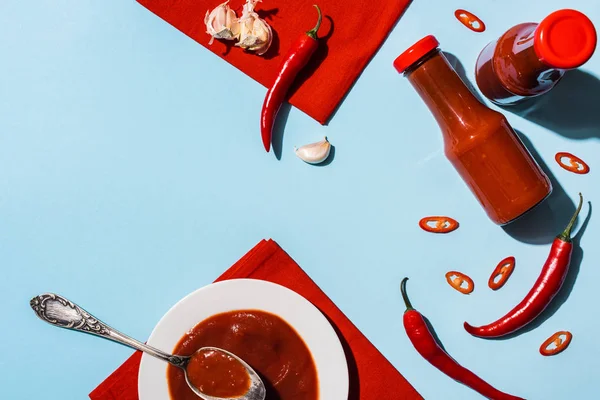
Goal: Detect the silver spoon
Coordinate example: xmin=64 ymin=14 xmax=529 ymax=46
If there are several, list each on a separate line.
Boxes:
xmin=30 ymin=293 xmax=266 ymax=400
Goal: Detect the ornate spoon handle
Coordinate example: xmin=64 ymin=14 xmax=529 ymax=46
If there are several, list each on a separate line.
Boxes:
xmin=30 ymin=293 xmax=188 ymax=368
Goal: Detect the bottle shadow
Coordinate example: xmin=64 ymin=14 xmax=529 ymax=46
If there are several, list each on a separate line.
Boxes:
xmin=503 ymin=70 xmax=600 ymax=140
xmin=501 ymin=131 xmax=577 ymax=245
xmin=487 ymin=201 xmax=591 ymax=341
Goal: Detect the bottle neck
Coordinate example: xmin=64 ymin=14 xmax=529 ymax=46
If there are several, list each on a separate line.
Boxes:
xmin=406 ymin=50 xmax=490 ymax=136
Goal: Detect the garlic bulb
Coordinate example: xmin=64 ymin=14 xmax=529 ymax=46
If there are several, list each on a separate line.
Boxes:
xmin=236 ymin=0 xmax=273 ymax=55
xmin=295 ymin=138 xmax=332 ymax=164
xmin=205 ymin=1 xmax=240 ymax=45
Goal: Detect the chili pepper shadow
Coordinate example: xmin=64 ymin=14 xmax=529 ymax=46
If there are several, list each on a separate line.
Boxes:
xmin=422 ymin=315 xmax=448 ymax=353
xmin=324 ymin=315 xmax=360 ymax=400
xmin=289 ymin=14 xmax=334 ymax=91
xmin=501 ymin=131 xmax=577 ymax=245
xmin=444 ymin=52 xmax=487 ymax=105
xmin=490 ymin=201 xmax=591 ymax=341
xmin=283 ymin=14 xmax=334 ymax=116
xmin=271 ymin=102 xmax=292 ymax=160
xmin=501 ymin=70 xmax=600 ymax=140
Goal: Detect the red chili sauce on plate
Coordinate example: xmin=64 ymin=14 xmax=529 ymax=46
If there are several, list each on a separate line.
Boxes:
xmin=167 ymin=310 xmax=318 ymax=400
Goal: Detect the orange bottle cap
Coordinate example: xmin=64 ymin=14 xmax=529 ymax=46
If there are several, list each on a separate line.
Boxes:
xmin=394 ymin=35 xmax=440 ymax=74
xmin=534 ymin=9 xmax=597 ymax=69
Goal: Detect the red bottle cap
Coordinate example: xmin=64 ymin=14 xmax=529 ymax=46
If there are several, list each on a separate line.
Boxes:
xmin=534 ymin=9 xmax=597 ymax=69
xmin=394 ymin=35 xmax=440 ymax=74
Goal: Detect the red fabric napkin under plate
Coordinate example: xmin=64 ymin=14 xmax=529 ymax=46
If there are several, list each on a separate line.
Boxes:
xmin=89 ymin=239 xmax=423 ymax=400
xmin=137 ymin=0 xmax=412 ymax=124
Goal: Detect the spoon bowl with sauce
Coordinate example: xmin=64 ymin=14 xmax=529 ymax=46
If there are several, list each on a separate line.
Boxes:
xmin=29 ymin=293 xmax=266 ymax=400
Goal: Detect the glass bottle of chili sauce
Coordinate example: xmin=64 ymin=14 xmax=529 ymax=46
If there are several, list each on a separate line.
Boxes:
xmin=475 ymin=9 xmax=597 ymax=105
xmin=394 ymin=35 xmax=552 ymax=225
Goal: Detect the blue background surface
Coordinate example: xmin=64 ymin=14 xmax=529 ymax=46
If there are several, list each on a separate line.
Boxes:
xmin=2 ymin=0 xmax=599 ymax=399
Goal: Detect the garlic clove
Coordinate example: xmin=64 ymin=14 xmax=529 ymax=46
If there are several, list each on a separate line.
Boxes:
xmin=295 ymin=138 xmax=332 ymax=164
xmin=205 ymin=1 xmax=240 ymax=45
xmin=236 ymin=0 xmax=273 ymax=55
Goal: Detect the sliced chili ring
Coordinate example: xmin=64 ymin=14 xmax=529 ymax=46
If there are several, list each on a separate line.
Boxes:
xmin=454 ymin=9 xmax=486 ymax=33
xmin=540 ymin=331 xmax=573 ymax=356
xmin=488 ymin=256 xmax=516 ymax=290
xmin=445 ymin=271 xmax=474 ymax=294
xmin=419 ymin=216 xmax=459 ymax=233
xmin=555 ymin=152 xmax=590 ymax=174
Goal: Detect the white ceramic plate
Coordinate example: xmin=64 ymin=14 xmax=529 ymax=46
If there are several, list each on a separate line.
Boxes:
xmin=138 ymin=279 xmax=349 ymax=400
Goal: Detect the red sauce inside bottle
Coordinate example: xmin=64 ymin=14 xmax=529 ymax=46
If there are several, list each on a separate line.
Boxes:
xmin=476 ymin=10 xmax=596 ymax=105
xmin=167 ymin=310 xmax=318 ymax=400
xmin=394 ymin=36 xmax=552 ymax=225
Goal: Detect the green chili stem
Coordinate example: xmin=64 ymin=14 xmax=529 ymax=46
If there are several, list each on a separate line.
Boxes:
xmin=306 ymin=5 xmax=322 ymax=40
xmin=558 ymin=193 xmax=584 ymax=242
xmin=400 ymin=277 xmax=414 ymax=311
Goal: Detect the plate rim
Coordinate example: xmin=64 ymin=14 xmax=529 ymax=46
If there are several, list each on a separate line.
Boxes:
xmin=137 ymin=278 xmax=350 ymax=400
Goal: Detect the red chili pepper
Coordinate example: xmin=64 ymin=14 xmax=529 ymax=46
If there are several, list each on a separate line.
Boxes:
xmin=540 ymin=331 xmax=573 ymax=356
xmin=400 ymin=278 xmax=525 ymax=400
xmin=555 ymin=152 xmax=590 ymax=174
xmin=260 ymin=5 xmax=322 ymax=152
xmin=419 ymin=216 xmax=459 ymax=233
xmin=445 ymin=271 xmax=474 ymax=294
xmin=488 ymin=256 xmax=516 ymax=291
xmin=465 ymin=193 xmax=584 ymax=338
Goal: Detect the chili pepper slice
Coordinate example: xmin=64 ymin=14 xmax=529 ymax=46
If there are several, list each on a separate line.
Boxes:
xmin=555 ymin=152 xmax=590 ymax=174
xmin=419 ymin=216 xmax=459 ymax=233
xmin=488 ymin=256 xmax=516 ymax=291
xmin=454 ymin=9 xmax=486 ymax=33
xmin=540 ymin=331 xmax=573 ymax=356
xmin=445 ymin=271 xmax=474 ymax=294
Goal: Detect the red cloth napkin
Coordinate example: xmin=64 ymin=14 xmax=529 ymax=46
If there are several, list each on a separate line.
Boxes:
xmin=89 ymin=239 xmax=423 ymax=400
xmin=137 ymin=0 xmax=411 ymax=124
